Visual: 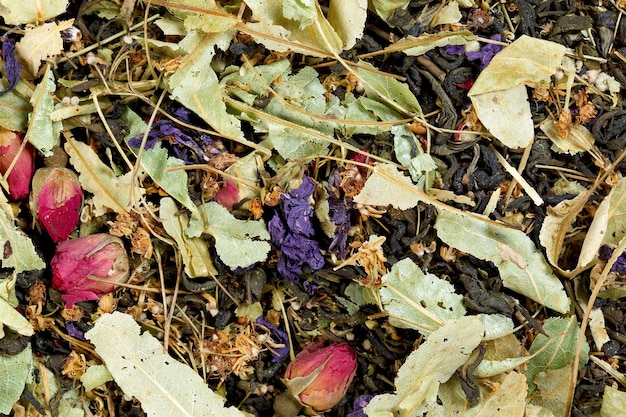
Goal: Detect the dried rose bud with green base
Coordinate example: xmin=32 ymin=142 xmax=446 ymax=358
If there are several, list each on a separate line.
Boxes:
xmin=51 ymin=233 xmax=130 ymax=307
xmin=31 ymin=167 xmax=83 ymax=242
xmin=274 ymin=341 xmax=357 ymax=416
xmin=0 ymin=127 xmax=34 ymax=200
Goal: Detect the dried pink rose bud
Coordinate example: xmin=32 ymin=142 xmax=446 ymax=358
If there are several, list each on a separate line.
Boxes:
xmin=51 ymin=233 xmax=130 ymax=307
xmin=0 ymin=128 xmax=34 ymax=200
xmin=215 ymin=179 xmax=239 ymax=211
xmin=31 ymin=167 xmax=83 ymax=242
xmin=276 ymin=341 xmax=357 ymax=415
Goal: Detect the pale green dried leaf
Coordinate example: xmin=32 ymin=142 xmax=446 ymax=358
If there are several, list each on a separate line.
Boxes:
xmin=86 ymin=312 xmax=248 ymax=417
xmin=24 ymin=66 xmax=60 ymax=157
xmin=357 ymin=61 xmax=421 ymax=115
xmin=470 ymin=84 xmax=534 ymax=149
xmin=167 ymin=0 xmax=237 ymax=33
xmin=432 ymin=1 xmax=462 ymax=26
xmin=188 ymin=202 xmax=270 ymax=270
xmin=168 ymin=38 xmax=243 ymax=141
xmin=327 ymin=0 xmax=367 ymax=49
xmin=65 ymin=136 xmax=144 ymax=216
xmin=601 ymin=385 xmax=626 ymax=417
xmin=58 ymin=389 xmax=85 ymax=417
xmin=380 ymin=258 xmax=465 ymax=335
xmin=473 ymin=356 xmax=531 ymax=378
xmin=436 ymin=371 xmax=527 ymax=417
xmin=531 ymin=366 xmax=572 ymax=416
xmin=160 ymin=198 xmax=216 ymax=278
xmin=540 ymin=118 xmax=596 ymax=155
xmin=263 ymin=120 xmax=329 ymax=160
xmin=0 ymin=297 xmax=34 ymax=338
xmin=0 ymin=207 xmax=45 ymax=273
xmin=368 ymin=0 xmax=410 ymax=22
xmin=526 ymin=316 xmax=589 ymax=391
xmin=353 ymin=163 xmax=422 ymax=210
xmin=221 ymin=60 xmax=291 ymax=103
xmin=0 ymin=0 xmax=67 ymax=24
xmin=580 ymin=178 xmax=626 ymax=265
xmin=245 ymin=0 xmax=343 ymax=56
xmin=15 ymin=20 xmax=74 ymax=76
xmin=468 ymin=35 xmax=566 ymax=95
xmin=477 ymin=313 xmax=514 ymax=341
xmin=364 ymin=317 xmax=484 ymax=417
xmin=0 ymin=78 xmax=31 ymax=132
xmin=385 ymin=30 xmax=474 ymax=56
xmin=0 ymin=345 xmax=32 ymax=415
xmin=81 ymin=364 xmax=113 ymax=392
xmin=435 ymin=210 xmax=570 ymax=313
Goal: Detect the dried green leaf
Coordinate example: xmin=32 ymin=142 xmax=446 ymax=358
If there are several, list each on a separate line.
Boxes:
xmin=0 ymin=0 xmax=68 ymax=24
xmin=601 ymin=385 xmax=626 ymax=417
xmin=470 ymin=84 xmax=534 ymax=149
xmin=0 ymin=77 xmax=31 ymax=132
xmin=245 ymin=0 xmax=342 ymax=56
xmin=24 ymin=66 xmax=60 ymax=157
xmin=369 ymin=0 xmax=410 ymax=22
xmin=531 ymin=366 xmax=572 ymax=416
xmin=526 ymin=316 xmax=589 ymax=391
xmin=0 ymin=207 xmax=45 ymax=273
xmin=160 ymin=198 xmax=216 ymax=278
xmin=354 ymin=163 xmax=422 ymax=210
xmin=380 ymin=258 xmax=465 ymax=335
xmin=58 ymin=389 xmax=84 ymax=417
xmin=81 ymin=364 xmax=113 ymax=392
xmin=168 ymin=37 xmax=244 ymax=141
xmin=580 ymin=178 xmax=626 ymax=265
xmin=188 ymin=202 xmax=270 ymax=270
xmin=167 ymin=0 xmax=237 ymax=33
xmin=539 ymin=119 xmax=596 ymax=155
xmin=435 ymin=211 xmax=570 ymax=313
xmin=15 ymin=20 xmax=74 ymax=76
xmin=432 ymin=1 xmax=462 ymax=26
xmin=435 ymin=371 xmax=527 ymax=416
xmin=0 ymin=345 xmax=32 ymax=414
xmin=386 ymin=30 xmax=474 ymax=56
xmin=327 ymin=0 xmax=367 ymax=49
xmin=364 ymin=316 xmax=484 ymax=417
xmin=0 ymin=297 xmax=33 ymax=338
xmin=65 ymin=136 xmax=144 ymax=216
xmin=86 ymin=312 xmax=248 ymax=417
xmin=357 ymin=61 xmax=421 ymax=115
xmin=469 ymin=35 xmax=566 ymax=95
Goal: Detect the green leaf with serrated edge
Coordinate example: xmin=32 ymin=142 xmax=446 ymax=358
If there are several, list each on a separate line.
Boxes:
xmin=160 ymin=198 xmax=216 ymax=278
xmin=525 ymin=316 xmax=589 ymax=392
xmin=356 ymin=61 xmax=422 ymax=115
xmin=531 ymin=366 xmax=572 ymax=416
xmin=24 ymin=66 xmax=60 ymax=156
xmin=221 ymin=60 xmax=291 ymax=104
xmin=435 ymin=210 xmax=570 ymax=313
xmin=168 ymin=36 xmax=243 ymax=141
xmin=188 ymin=202 xmax=270 ymax=270
xmin=0 ymin=76 xmax=31 ymax=132
xmin=601 ymin=385 xmax=626 ymax=417
xmin=65 ymin=136 xmax=144 ymax=216
xmin=0 ymin=0 xmax=67 ymax=24
xmin=353 ymin=163 xmax=422 ymax=210
xmin=167 ymin=0 xmax=236 ymax=33
xmin=86 ymin=312 xmax=248 ymax=417
xmin=0 ymin=344 xmax=32 ymax=414
xmin=380 ymin=258 xmax=465 ymax=335
xmin=364 ymin=316 xmax=484 ymax=417
xmin=0 ymin=207 xmax=45 ymax=273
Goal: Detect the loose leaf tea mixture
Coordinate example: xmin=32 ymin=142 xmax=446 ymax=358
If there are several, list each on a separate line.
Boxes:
xmin=0 ymin=1 xmax=626 ymax=417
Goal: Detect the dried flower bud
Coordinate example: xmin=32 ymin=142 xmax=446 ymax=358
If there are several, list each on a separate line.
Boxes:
xmin=51 ymin=233 xmax=130 ymax=307
xmin=0 ymin=128 xmax=34 ymax=200
xmin=31 ymin=168 xmax=83 ymax=242
xmin=276 ymin=341 xmax=357 ymax=415
xmin=215 ymin=179 xmax=239 ymax=211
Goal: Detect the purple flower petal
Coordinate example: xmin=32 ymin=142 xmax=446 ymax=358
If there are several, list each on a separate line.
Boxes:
xmin=256 ymin=317 xmax=289 ymax=362
xmin=0 ymin=39 xmax=22 ymax=95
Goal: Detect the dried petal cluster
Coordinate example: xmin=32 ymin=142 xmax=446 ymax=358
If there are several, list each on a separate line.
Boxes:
xmin=31 ymin=167 xmax=83 ymax=242
xmin=51 ymin=233 xmax=130 ymax=307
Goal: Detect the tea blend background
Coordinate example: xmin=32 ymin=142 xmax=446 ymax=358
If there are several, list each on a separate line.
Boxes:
xmin=0 ymin=0 xmax=625 ymax=416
